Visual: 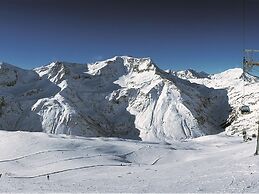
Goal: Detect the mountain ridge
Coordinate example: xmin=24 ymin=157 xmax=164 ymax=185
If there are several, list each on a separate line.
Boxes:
xmin=0 ymin=56 xmax=230 ymax=142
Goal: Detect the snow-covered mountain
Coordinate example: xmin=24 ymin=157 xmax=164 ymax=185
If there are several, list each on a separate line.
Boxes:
xmin=0 ymin=57 xmax=230 ymax=142
xmin=166 ymin=69 xmax=210 ymax=79
xmin=1 ymin=60 xmax=259 ymax=193
xmin=181 ymin=68 xmax=259 ymax=136
xmin=0 ymin=62 xmax=60 ymax=132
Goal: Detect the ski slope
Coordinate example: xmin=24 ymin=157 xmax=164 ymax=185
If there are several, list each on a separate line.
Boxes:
xmin=0 ymin=130 xmax=258 ymax=193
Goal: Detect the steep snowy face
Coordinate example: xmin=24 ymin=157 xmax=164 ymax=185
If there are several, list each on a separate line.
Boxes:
xmin=167 ymin=69 xmax=210 ymax=79
xmin=181 ymin=68 xmax=259 ymax=136
xmin=31 ymin=56 xmax=229 ymax=141
xmin=0 ymin=63 xmax=60 ymax=132
xmin=34 ymin=61 xmax=88 ymax=84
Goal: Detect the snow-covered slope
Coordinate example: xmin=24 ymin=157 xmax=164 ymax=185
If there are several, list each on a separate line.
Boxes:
xmin=167 ymin=69 xmax=210 ymax=79
xmin=0 ymin=57 xmax=229 ymax=141
xmin=0 ymin=62 xmax=60 ymax=132
xmin=0 ymin=130 xmax=258 ymax=193
xmin=177 ymin=68 xmax=259 ymax=136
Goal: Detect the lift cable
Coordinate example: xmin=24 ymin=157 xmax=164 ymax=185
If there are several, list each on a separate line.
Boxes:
xmin=241 ymin=0 xmax=246 ymax=106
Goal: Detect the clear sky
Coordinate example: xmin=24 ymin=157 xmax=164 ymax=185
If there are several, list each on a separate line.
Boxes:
xmin=0 ymin=0 xmax=258 ymax=73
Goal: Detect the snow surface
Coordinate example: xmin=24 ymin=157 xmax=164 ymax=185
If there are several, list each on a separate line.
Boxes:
xmin=0 ymin=130 xmax=258 ymax=193
xmin=166 ymin=69 xmax=210 ymax=79
xmin=0 ymin=57 xmax=230 ymax=141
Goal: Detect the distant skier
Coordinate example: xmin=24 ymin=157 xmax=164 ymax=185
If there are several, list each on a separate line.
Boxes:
xmin=47 ymin=174 xmax=49 ymax=180
xmin=243 ymin=130 xmax=247 ymax=142
xmin=0 ymin=173 xmax=2 ymax=178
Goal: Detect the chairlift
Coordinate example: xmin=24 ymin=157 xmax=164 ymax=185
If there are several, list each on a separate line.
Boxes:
xmin=240 ymin=105 xmax=250 ymax=114
xmin=243 ymin=49 xmax=259 ymax=79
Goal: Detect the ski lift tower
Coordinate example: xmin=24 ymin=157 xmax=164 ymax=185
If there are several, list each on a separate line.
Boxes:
xmin=243 ymin=49 xmax=259 ymax=155
xmin=240 ymin=49 xmax=259 ymax=114
xmin=241 ymin=0 xmax=259 ymax=155
xmin=243 ymin=49 xmax=259 ymax=78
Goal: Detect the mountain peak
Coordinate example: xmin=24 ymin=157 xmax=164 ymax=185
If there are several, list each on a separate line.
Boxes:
xmin=88 ymin=56 xmax=159 ymax=78
xmin=167 ymin=68 xmax=210 ymax=79
xmin=0 ymin=62 xmax=21 ymax=71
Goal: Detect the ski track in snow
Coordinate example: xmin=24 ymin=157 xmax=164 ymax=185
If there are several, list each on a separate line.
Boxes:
xmin=0 ymin=149 xmax=75 ymax=163
xmin=9 ymin=164 xmax=131 ymax=179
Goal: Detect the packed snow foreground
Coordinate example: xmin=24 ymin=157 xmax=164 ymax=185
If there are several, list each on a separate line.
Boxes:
xmin=0 ymin=56 xmax=230 ymax=142
xmin=1 ymin=131 xmax=259 ymax=192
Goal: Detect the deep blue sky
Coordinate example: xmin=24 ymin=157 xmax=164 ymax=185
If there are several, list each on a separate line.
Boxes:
xmin=0 ymin=0 xmax=258 ymax=73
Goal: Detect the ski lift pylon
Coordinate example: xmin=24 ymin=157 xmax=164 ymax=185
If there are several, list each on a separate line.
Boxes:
xmin=243 ymin=49 xmax=259 ymax=78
